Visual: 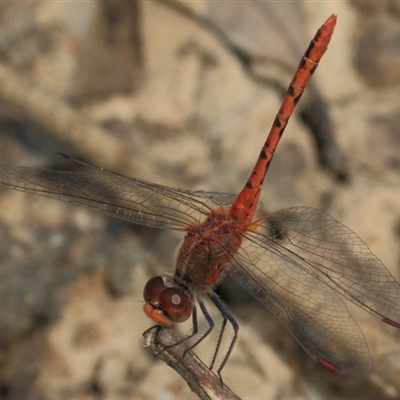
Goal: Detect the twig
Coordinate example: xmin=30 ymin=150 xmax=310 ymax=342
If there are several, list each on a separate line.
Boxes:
xmin=143 ymin=327 xmax=241 ymax=400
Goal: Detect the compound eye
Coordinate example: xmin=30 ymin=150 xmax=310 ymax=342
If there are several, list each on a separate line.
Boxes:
xmin=159 ymin=288 xmax=192 ymax=323
xmin=143 ymin=276 xmax=166 ymax=303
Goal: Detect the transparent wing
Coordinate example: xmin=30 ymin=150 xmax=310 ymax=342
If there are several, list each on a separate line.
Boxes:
xmin=0 ymin=165 xmax=237 ymax=230
xmin=229 ymin=206 xmax=400 ymax=374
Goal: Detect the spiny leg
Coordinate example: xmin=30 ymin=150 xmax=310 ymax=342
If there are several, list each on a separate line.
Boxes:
xmin=179 ymin=298 xmax=216 ymax=361
xmin=151 ymin=302 xmax=200 ymax=359
xmin=209 ymin=316 xmax=228 ymax=371
xmin=153 ymin=298 xmax=216 ymax=365
xmin=208 ymin=291 xmax=239 ymax=385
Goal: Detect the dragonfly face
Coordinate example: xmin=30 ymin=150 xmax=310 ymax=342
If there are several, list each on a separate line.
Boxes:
xmin=143 ymin=276 xmax=193 ymax=326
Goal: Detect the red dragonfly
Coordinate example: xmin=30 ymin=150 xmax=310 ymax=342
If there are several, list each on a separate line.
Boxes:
xmin=0 ymin=14 xmax=400 ymax=380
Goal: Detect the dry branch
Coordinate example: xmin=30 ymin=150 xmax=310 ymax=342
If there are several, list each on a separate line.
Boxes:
xmin=143 ymin=327 xmax=241 ymax=400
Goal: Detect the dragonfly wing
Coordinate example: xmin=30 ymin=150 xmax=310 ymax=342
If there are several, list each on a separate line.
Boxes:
xmin=181 ymin=189 xmax=237 ymax=209
xmin=229 ymin=238 xmax=372 ymax=374
xmin=254 ymin=207 xmax=400 ymax=325
xmin=231 ymin=206 xmax=400 ymax=372
xmin=225 ymin=207 xmax=400 ymax=373
xmin=0 ymin=165 xmax=236 ymax=230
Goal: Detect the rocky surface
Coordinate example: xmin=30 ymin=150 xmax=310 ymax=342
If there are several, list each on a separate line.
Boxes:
xmin=0 ymin=1 xmax=400 ymax=399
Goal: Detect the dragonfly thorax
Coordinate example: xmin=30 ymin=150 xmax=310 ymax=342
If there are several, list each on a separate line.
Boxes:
xmin=176 ymin=209 xmax=245 ymax=289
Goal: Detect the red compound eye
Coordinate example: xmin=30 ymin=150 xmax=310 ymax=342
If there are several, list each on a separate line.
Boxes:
xmin=143 ymin=276 xmax=166 ymax=304
xmin=159 ymin=288 xmax=192 ymax=323
xmin=143 ymin=276 xmax=192 ymax=325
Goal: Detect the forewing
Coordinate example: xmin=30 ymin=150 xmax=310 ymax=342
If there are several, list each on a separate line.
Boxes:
xmin=255 ymin=207 xmax=400 ymax=324
xmin=226 ymin=206 xmax=400 ymax=374
xmin=0 ymin=165 xmax=236 ymax=230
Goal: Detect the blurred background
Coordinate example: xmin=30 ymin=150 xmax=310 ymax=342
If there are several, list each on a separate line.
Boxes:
xmin=0 ymin=1 xmax=400 ymax=399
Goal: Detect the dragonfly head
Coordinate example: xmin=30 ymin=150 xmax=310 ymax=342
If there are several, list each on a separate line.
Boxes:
xmin=143 ymin=276 xmax=192 ymax=326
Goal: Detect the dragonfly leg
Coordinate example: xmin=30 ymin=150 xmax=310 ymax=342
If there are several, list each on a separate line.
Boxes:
xmin=208 ymin=290 xmax=239 ymax=385
xmin=151 ymin=298 xmax=216 ymax=366
xmin=209 ymin=315 xmax=227 ymax=371
xmin=178 ymin=298 xmax=216 ymax=361
xmin=147 ymin=301 xmax=200 ymax=360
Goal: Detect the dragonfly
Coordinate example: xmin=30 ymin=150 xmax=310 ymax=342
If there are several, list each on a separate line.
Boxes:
xmin=0 ymin=14 xmax=400 ymax=382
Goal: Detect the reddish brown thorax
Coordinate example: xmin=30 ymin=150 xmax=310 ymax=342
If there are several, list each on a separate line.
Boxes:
xmin=143 ymin=207 xmax=248 ymax=325
xmin=177 ymin=207 xmax=246 ymax=287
